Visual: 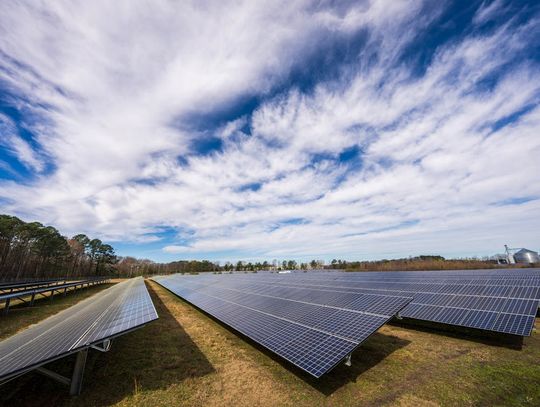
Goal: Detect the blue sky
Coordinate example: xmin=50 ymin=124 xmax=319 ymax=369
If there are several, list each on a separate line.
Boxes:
xmin=1 ymin=0 xmax=539 ymax=263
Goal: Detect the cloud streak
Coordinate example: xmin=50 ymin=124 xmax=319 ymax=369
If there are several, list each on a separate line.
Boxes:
xmin=0 ymin=0 xmax=539 ymax=261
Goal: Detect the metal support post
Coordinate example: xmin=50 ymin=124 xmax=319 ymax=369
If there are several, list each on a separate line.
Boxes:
xmin=35 ymin=348 xmax=90 ymax=396
xmin=36 ymin=367 xmax=71 ymax=386
xmin=90 ymin=339 xmax=112 ymax=352
xmin=70 ymin=349 xmax=88 ymax=396
xmin=3 ymin=298 xmax=10 ymax=315
xmin=344 ymin=353 xmax=352 ymax=367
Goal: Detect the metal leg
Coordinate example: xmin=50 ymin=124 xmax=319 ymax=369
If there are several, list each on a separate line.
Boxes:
xmin=3 ymin=298 xmax=10 ymax=315
xmin=36 ymin=367 xmax=71 ymax=386
xmin=30 ymin=293 xmax=36 ymax=306
xmin=36 ymin=348 xmax=89 ymax=396
xmin=90 ymin=339 xmax=112 ymax=352
xmin=70 ymin=349 xmax=88 ymax=396
xmin=344 ymin=353 xmax=352 ymax=367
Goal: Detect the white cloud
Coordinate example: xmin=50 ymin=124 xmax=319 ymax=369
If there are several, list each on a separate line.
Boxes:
xmin=0 ymin=1 xmax=539 ymax=261
xmin=473 ymin=0 xmax=506 ymax=25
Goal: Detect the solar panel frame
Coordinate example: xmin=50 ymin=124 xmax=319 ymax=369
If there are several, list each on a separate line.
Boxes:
xmin=0 ymin=279 xmax=66 ymax=292
xmin=153 ymin=274 xmax=412 ymax=378
xmin=220 ymin=269 xmax=540 ymax=336
xmin=0 ymin=277 xmax=158 ymax=384
xmin=0 ymin=279 xmax=107 ymax=301
xmin=1 ymin=278 xmax=110 ymax=316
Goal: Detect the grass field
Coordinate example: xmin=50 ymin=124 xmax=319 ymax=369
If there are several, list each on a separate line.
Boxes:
xmin=1 ymin=280 xmax=539 ymax=406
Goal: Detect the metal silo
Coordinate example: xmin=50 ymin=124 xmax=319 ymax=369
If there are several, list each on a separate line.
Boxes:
xmin=513 ymin=248 xmax=540 ymax=264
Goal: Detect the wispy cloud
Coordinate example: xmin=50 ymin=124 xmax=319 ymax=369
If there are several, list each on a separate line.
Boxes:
xmin=473 ymin=0 xmax=507 ymax=25
xmin=0 ymin=1 xmax=539 ymax=261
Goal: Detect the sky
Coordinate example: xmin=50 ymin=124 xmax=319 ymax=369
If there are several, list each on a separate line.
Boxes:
xmin=0 ymin=0 xmax=539 ymax=263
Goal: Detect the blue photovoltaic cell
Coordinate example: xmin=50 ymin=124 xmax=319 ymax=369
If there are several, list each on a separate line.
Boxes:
xmin=153 ymin=274 xmax=411 ymax=378
xmin=491 ymin=313 xmax=536 ymax=336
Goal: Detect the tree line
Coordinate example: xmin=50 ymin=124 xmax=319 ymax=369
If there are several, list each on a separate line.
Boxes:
xmin=1 ymin=212 xmax=513 ymax=282
xmin=0 ymin=214 xmax=117 ymax=281
xmin=115 ymin=257 xmax=328 ymax=276
xmin=328 ymin=255 xmax=506 ymax=271
xmin=88 ymin=255 xmax=511 ymax=278
xmin=116 ymin=258 xmax=219 ymax=276
xmin=0 ymin=213 xmax=328 ymax=281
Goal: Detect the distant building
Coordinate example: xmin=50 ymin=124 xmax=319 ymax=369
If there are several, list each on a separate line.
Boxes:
xmin=502 ymin=246 xmax=540 ymax=264
xmin=492 ymin=253 xmax=510 ymax=264
xmin=513 ymin=248 xmax=540 ymax=264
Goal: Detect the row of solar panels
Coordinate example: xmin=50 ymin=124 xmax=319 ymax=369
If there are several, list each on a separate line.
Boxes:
xmin=0 ymin=277 xmax=110 ymax=315
xmin=0 ymin=278 xmax=158 ymax=395
xmin=1 ymin=269 xmax=538 ymax=395
xmin=216 ymin=270 xmax=540 ymax=336
xmin=152 ymin=269 xmax=539 ymax=377
xmin=152 ymin=274 xmax=411 ymax=377
xmin=315 ymin=268 xmax=540 ymax=278
xmin=273 ymin=268 xmax=540 ymax=284
xmin=0 ymin=277 xmax=108 ymax=295
xmin=0 ymin=278 xmax=67 ymax=292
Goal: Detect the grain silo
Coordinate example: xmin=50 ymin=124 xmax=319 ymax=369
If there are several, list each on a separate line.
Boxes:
xmin=512 ymin=248 xmax=540 ymax=264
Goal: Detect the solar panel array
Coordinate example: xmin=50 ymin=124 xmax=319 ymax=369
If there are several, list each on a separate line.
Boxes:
xmin=0 ymin=277 xmax=158 ymax=382
xmin=0 ymin=279 xmax=66 ymax=292
xmin=200 ymin=269 xmax=540 ymax=337
xmin=1 ymin=278 xmax=110 ymax=315
xmin=0 ymin=269 xmax=536 ymax=388
xmin=153 ymin=274 xmax=412 ymax=377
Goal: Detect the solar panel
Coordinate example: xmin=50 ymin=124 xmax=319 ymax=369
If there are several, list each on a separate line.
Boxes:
xmin=216 ymin=269 xmax=540 ymax=337
xmin=153 ymin=274 xmax=411 ymax=378
xmin=1 ymin=278 xmax=109 ymax=315
xmin=0 ymin=277 xmax=158 ymax=394
xmin=0 ymin=279 xmax=66 ymax=292
xmin=340 ymin=270 xmax=540 ymax=336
